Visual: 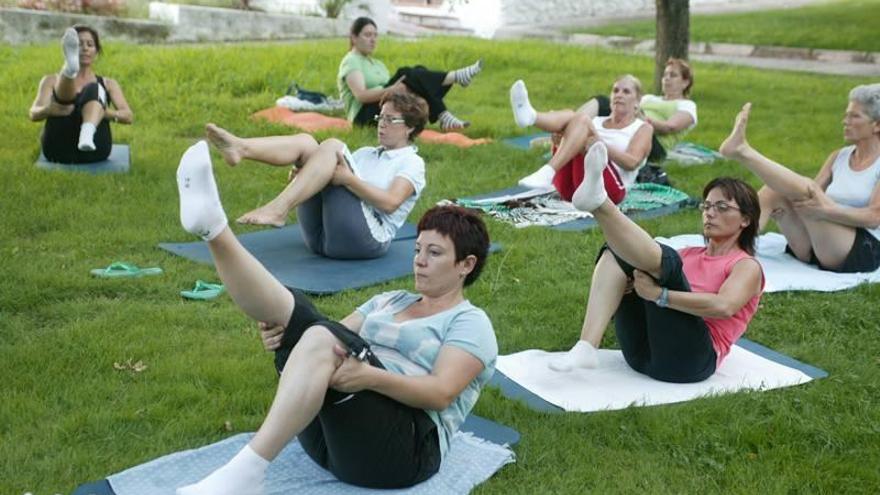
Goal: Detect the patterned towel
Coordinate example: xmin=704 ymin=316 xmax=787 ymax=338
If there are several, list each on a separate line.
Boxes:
xmin=451 ymin=183 xmax=692 ymax=229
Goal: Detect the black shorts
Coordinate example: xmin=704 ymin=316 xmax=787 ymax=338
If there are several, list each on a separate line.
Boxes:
xmin=275 ymin=289 xmax=441 ymax=488
xmin=42 ymin=81 xmax=112 ymax=163
xmin=599 ymin=244 xmax=717 ymax=383
xmin=786 ymin=227 xmax=880 ymax=273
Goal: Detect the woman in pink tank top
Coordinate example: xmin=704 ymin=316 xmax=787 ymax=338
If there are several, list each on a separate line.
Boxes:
xmin=549 ymin=145 xmax=764 ymax=383
xmin=719 ymin=84 xmax=880 ymax=273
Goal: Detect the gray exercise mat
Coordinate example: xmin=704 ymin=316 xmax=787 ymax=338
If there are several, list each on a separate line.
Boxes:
xmin=159 ymin=224 xmax=501 ymax=295
xmin=72 ymin=415 xmax=517 ymax=495
xmin=36 ymin=144 xmax=130 ymax=174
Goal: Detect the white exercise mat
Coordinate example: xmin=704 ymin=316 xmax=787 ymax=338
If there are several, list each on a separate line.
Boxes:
xmin=496 ymin=343 xmax=815 ymax=413
xmin=657 ymin=232 xmax=880 ymax=292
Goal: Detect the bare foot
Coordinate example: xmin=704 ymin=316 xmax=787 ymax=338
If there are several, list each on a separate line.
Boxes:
xmin=719 ymin=103 xmax=753 ymax=159
xmin=236 ymin=204 xmax=287 ymax=228
xmin=205 ymin=123 xmax=244 ymax=166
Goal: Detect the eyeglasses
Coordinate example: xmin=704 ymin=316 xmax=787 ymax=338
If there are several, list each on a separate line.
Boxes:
xmin=374 ymin=114 xmax=406 ymax=125
xmin=698 ymin=200 xmax=741 ymax=213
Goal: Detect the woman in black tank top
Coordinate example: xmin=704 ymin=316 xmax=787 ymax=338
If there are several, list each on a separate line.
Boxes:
xmin=29 ymin=25 xmax=133 ymax=164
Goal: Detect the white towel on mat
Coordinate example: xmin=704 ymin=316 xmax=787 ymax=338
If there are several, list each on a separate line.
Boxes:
xmin=496 ymin=344 xmax=814 ymax=413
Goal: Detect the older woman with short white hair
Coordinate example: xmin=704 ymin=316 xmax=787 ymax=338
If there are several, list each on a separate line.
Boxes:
xmin=721 ymin=83 xmax=880 ymax=273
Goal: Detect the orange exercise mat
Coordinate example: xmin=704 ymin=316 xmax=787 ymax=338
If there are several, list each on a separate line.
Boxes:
xmin=418 ymin=129 xmax=492 ymax=148
xmin=251 ymin=106 xmax=351 ymax=132
xmin=251 ymin=106 xmax=491 ymax=148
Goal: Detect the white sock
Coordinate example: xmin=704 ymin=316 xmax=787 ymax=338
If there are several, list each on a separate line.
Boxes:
xmin=176 ymin=444 xmax=268 ymax=495
xmin=571 ymin=142 xmax=609 ymax=212
xmin=548 ymin=340 xmax=599 ymax=372
xmin=61 ymin=27 xmax=79 ymax=79
xmin=517 ymin=163 xmax=556 ymax=190
xmin=510 ymin=80 xmax=537 ymax=128
xmin=177 ymin=140 xmax=228 ymax=241
xmin=77 ymin=122 xmax=97 ymax=151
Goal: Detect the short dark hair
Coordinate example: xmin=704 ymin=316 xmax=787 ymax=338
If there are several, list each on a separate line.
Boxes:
xmin=73 ymin=25 xmax=101 ymax=54
xmin=417 ymin=205 xmax=490 ymax=287
xmin=702 ymin=177 xmax=761 ymax=255
xmin=350 ymin=17 xmax=376 ymax=37
xmin=381 ymin=90 xmax=429 ymax=141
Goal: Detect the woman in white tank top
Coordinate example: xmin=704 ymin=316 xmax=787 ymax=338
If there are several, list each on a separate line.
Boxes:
xmin=511 ymin=75 xmax=653 ymax=196
xmin=720 ymin=83 xmax=880 ymax=273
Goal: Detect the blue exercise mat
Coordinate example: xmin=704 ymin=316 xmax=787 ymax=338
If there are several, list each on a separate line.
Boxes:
xmin=72 ymin=415 xmax=518 ymax=495
xmin=159 ymin=224 xmax=500 ymax=295
xmin=502 ymin=132 xmax=550 ymax=150
xmin=489 ymin=337 xmax=828 ymax=413
xmin=35 ymin=144 xmax=130 ymax=174
xmin=462 ymin=186 xmax=695 ymax=232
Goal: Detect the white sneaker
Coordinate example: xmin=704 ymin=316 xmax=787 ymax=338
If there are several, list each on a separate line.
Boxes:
xmin=549 ymin=340 xmax=599 ymax=372
xmin=517 ymin=164 xmax=556 ymax=191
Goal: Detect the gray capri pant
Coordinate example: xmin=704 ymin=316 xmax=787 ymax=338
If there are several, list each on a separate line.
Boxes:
xmin=297 ymin=185 xmax=392 ymax=259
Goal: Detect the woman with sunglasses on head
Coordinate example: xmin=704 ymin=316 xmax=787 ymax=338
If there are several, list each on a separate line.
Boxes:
xmin=29 ymin=25 xmax=133 ymax=164
xmin=339 ymin=17 xmax=482 ymax=131
xmin=204 ymin=91 xmax=428 ymax=259
xmin=549 ymin=143 xmax=764 ymax=383
xmin=720 ymin=84 xmax=880 ymax=273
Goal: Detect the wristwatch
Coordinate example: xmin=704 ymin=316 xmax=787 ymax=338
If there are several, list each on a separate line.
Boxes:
xmin=655 ymin=287 xmax=669 ymax=308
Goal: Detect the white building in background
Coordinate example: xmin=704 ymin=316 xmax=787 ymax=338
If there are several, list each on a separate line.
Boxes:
xmin=249 ymin=0 xmax=748 ymax=39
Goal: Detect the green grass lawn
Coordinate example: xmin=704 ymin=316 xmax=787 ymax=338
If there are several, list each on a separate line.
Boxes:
xmin=572 ymin=0 xmax=880 ymax=52
xmin=2 ymin=37 xmax=879 ymax=493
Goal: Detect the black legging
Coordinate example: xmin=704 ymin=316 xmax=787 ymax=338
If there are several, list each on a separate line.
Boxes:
xmin=41 ymin=79 xmax=112 ymax=164
xmin=601 ymin=244 xmax=717 ymax=383
xmin=274 ymin=289 xmax=442 ymax=488
xmin=354 ymin=65 xmax=451 ymax=125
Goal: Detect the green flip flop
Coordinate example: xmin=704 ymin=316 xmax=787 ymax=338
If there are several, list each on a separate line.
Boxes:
xmin=90 ymin=262 xmax=163 ymax=278
xmin=181 ymin=280 xmax=225 ymax=300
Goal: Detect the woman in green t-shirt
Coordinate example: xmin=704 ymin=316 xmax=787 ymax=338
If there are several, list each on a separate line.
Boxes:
xmin=338 ymin=17 xmax=482 ymax=131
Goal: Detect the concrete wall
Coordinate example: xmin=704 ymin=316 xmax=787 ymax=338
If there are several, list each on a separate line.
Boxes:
xmin=0 ymin=4 xmax=347 ymax=44
xmin=150 ymin=2 xmax=347 ymax=42
xmin=0 ymin=7 xmax=170 ymax=44
xmin=249 ymin=0 xmax=393 ymax=33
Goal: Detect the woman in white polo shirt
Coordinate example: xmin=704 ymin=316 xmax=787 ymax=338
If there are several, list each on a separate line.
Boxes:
xmin=204 ymin=91 xmax=429 ymax=259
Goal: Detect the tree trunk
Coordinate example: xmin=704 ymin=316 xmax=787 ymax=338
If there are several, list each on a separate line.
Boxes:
xmin=655 ymin=0 xmax=689 ymax=93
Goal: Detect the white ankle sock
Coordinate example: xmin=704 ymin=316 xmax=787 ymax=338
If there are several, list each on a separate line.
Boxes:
xmin=176 ymin=444 xmax=268 ymax=495
xmin=549 ymin=340 xmax=599 ymax=372
xmin=177 ymin=140 xmax=228 ymax=241
xmin=77 ymin=122 xmax=97 ymax=151
xmin=510 ymin=80 xmax=537 ymax=128
xmin=517 ymin=164 xmax=556 ymax=190
xmin=571 ymin=142 xmax=609 ymax=212
xmin=61 ymin=27 xmax=79 ymax=79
